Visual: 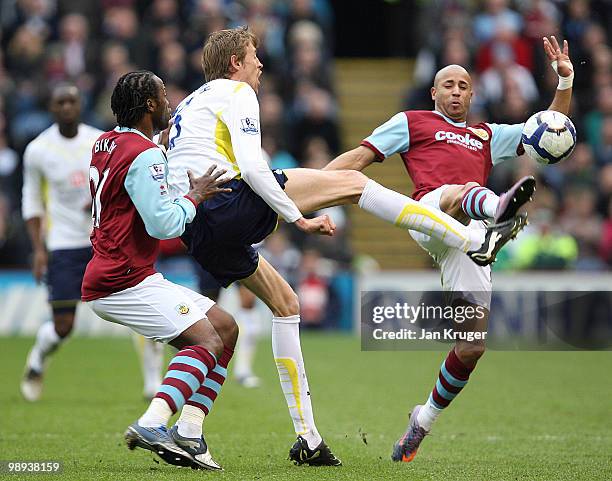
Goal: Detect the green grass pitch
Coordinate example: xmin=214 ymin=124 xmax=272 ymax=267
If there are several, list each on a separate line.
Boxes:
xmin=0 ymin=334 xmax=610 ymax=480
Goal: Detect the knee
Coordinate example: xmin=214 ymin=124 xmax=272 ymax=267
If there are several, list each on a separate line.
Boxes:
xmin=344 ymin=169 xmax=369 ymax=203
xmin=197 ymin=331 xmax=224 ymax=360
xmin=272 ymin=290 xmax=300 ymax=318
xmin=457 ymin=182 xmax=480 ymax=203
xmin=218 ymin=313 xmax=239 ymax=348
xmin=463 ymin=181 xmax=481 ymax=193
xmin=455 ymin=342 xmax=486 ymax=366
xmin=53 ymin=313 xmax=75 ymax=338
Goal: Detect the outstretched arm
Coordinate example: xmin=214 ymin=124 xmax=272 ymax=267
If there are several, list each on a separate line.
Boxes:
xmin=325 ymin=112 xmax=410 ymax=171
xmin=324 ymin=146 xmax=377 ymax=171
xmin=544 ymin=36 xmax=574 ymax=115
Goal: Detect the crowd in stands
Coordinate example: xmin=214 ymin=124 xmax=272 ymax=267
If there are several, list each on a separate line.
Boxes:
xmin=0 ymin=0 xmax=347 ymax=327
xmin=0 ymin=0 xmax=611 ymax=290
xmin=408 ymin=0 xmax=612 ymax=270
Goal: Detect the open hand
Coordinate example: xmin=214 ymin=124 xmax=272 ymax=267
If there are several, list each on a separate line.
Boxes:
xmin=543 ymin=36 xmax=573 ymax=78
xmin=187 ymin=165 xmax=232 ymax=204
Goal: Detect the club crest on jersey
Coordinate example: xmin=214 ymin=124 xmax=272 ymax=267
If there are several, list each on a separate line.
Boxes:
xmin=240 ymin=117 xmax=259 ymax=135
xmin=148 ymin=163 xmax=165 ymax=181
xmin=467 ymin=127 xmax=490 ymax=141
xmin=175 ymin=303 xmax=190 ymax=315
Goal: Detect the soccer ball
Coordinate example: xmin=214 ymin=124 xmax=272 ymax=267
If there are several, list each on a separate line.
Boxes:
xmin=521 ymin=110 xmax=576 ymax=165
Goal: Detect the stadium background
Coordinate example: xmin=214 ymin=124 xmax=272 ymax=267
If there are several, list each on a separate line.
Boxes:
xmin=1 ymin=0 xmax=612 ymax=330
xmin=0 ymin=1 xmax=611 ymax=480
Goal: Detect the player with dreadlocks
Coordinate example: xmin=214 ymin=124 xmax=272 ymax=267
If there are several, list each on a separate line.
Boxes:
xmin=81 ymin=70 xmax=236 ymax=470
xmin=20 ymin=81 xmax=166 ymax=404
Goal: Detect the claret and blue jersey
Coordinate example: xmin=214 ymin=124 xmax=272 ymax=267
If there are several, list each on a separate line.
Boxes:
xmin=82 ymin=127 xmax=197 ymax=301
xmin=361 ymin=110 xmax=525 ymax=200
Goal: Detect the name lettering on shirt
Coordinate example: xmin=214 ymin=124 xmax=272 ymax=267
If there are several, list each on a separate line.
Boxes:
xmin=94 ymin=138 xmax=117 ymax=154
xmin=434 ymin=130 xmax=483 ymax=151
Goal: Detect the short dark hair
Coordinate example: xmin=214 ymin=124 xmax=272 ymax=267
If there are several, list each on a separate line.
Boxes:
xmin=111 ymin=71 xmax=159 ymax=127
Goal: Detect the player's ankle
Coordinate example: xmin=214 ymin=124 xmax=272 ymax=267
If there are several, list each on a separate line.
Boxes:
xmin=302 ymin=430 xmax=323 ymax=450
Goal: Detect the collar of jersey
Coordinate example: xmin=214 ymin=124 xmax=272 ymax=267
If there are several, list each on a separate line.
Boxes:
xmin=114 ymin=126 xmax=150 ymax=140
xmin=432 ymin=110 xmax=466 ymax=128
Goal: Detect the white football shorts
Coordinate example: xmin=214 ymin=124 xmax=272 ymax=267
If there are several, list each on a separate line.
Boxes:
xmin=88 ymin=273 xmax=215 ymax=343
xmin=410 ymin=184 xmax=492 ymax=309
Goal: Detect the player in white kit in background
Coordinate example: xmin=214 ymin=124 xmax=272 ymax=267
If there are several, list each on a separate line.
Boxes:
xmin=20 ymin=83 xmax=163 ymax=401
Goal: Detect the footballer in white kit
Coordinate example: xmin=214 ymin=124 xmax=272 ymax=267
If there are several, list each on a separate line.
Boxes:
xmin=167 ymin=77 xmax=302 ymax=279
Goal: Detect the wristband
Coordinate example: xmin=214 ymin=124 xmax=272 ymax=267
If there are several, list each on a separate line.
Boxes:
xmin=184 ymin=195 xmax=198 ymax=208
xmin=551 ymin=60 xmax=574 ymax=90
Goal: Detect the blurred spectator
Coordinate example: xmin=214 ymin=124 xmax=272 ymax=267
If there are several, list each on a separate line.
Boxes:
xmin=296 ymin=248 xmax=330 ymax=327
xmin=584 ymin=86 xmax=612 ymax=149
xmin=512 ymin=207 xmax=578 ymax=270
xmin=475 ymin=15 xmax=533 ymax=73
xmin=56 ymin=13 xmax=92 ymax=79
xmin=599 ymin=197 xmax=612 ymax=266
xmin=478 ymin=47 xmax=538 ymax=104
xmin=594 ymin=116 xmax=612 ymax=166
xmin=259 ymin=228 xmax=302 ymax=287
xmin=473 ymin=0 xmax=523 ymax=44
xmin=560 ymin=186 xmax=605 ymax=270
xmin=597 ymin=164 xmax=612 ymax=216
xmin=560 ymin=142 xmax=597 ymax=189
xmin=290 ymin=84 xmax=339 ymax=158
xmin=102 ymin=6 xmax=149 ymax=66
xmin=93 ymin=42 xmax=134 ymax=127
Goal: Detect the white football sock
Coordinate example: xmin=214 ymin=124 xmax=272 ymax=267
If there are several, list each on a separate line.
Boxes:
xmin=138 ymin=397 xmax=173 ymax=428
xmin=176 ymin=404 xmax=205 ymax=438
xmin=27 ymin=321 xmax=62 ymax=373
xmin=139 ymin=336 xmax=164 ymax=398
xmin=272 ymin=315 xmax=322 ymax=450
xmin=416 ymin=397 xmax=442 ymax=432
xmin=482 ymin=193 xmax=500 ymax=218
xmin=234 ymin=306 xmax=258 ymax=379
xmin=358 ymin=179 xmax=484 ymax=251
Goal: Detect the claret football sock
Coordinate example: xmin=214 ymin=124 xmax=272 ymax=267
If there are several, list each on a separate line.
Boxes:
xmin=358 ymin=179 xmax=484 ymax=252
xmin=461 ymin=185 xmax=499 ymax=220
xmin=139 ymin=345 xmax=216 ymax=427
xmin=272 ymin=315 xmax=323 ymax=450
xmin=417 ymin=347 xmax=474 ymax=431
xmin=185 ymin=345 xmax=233 ymax=416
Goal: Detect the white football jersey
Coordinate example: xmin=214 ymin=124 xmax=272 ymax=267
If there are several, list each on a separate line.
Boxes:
xmin=22 ymin=123 xmax=102 ymax=250
xmin=166 ymin=79 xmax=301 ymax=223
